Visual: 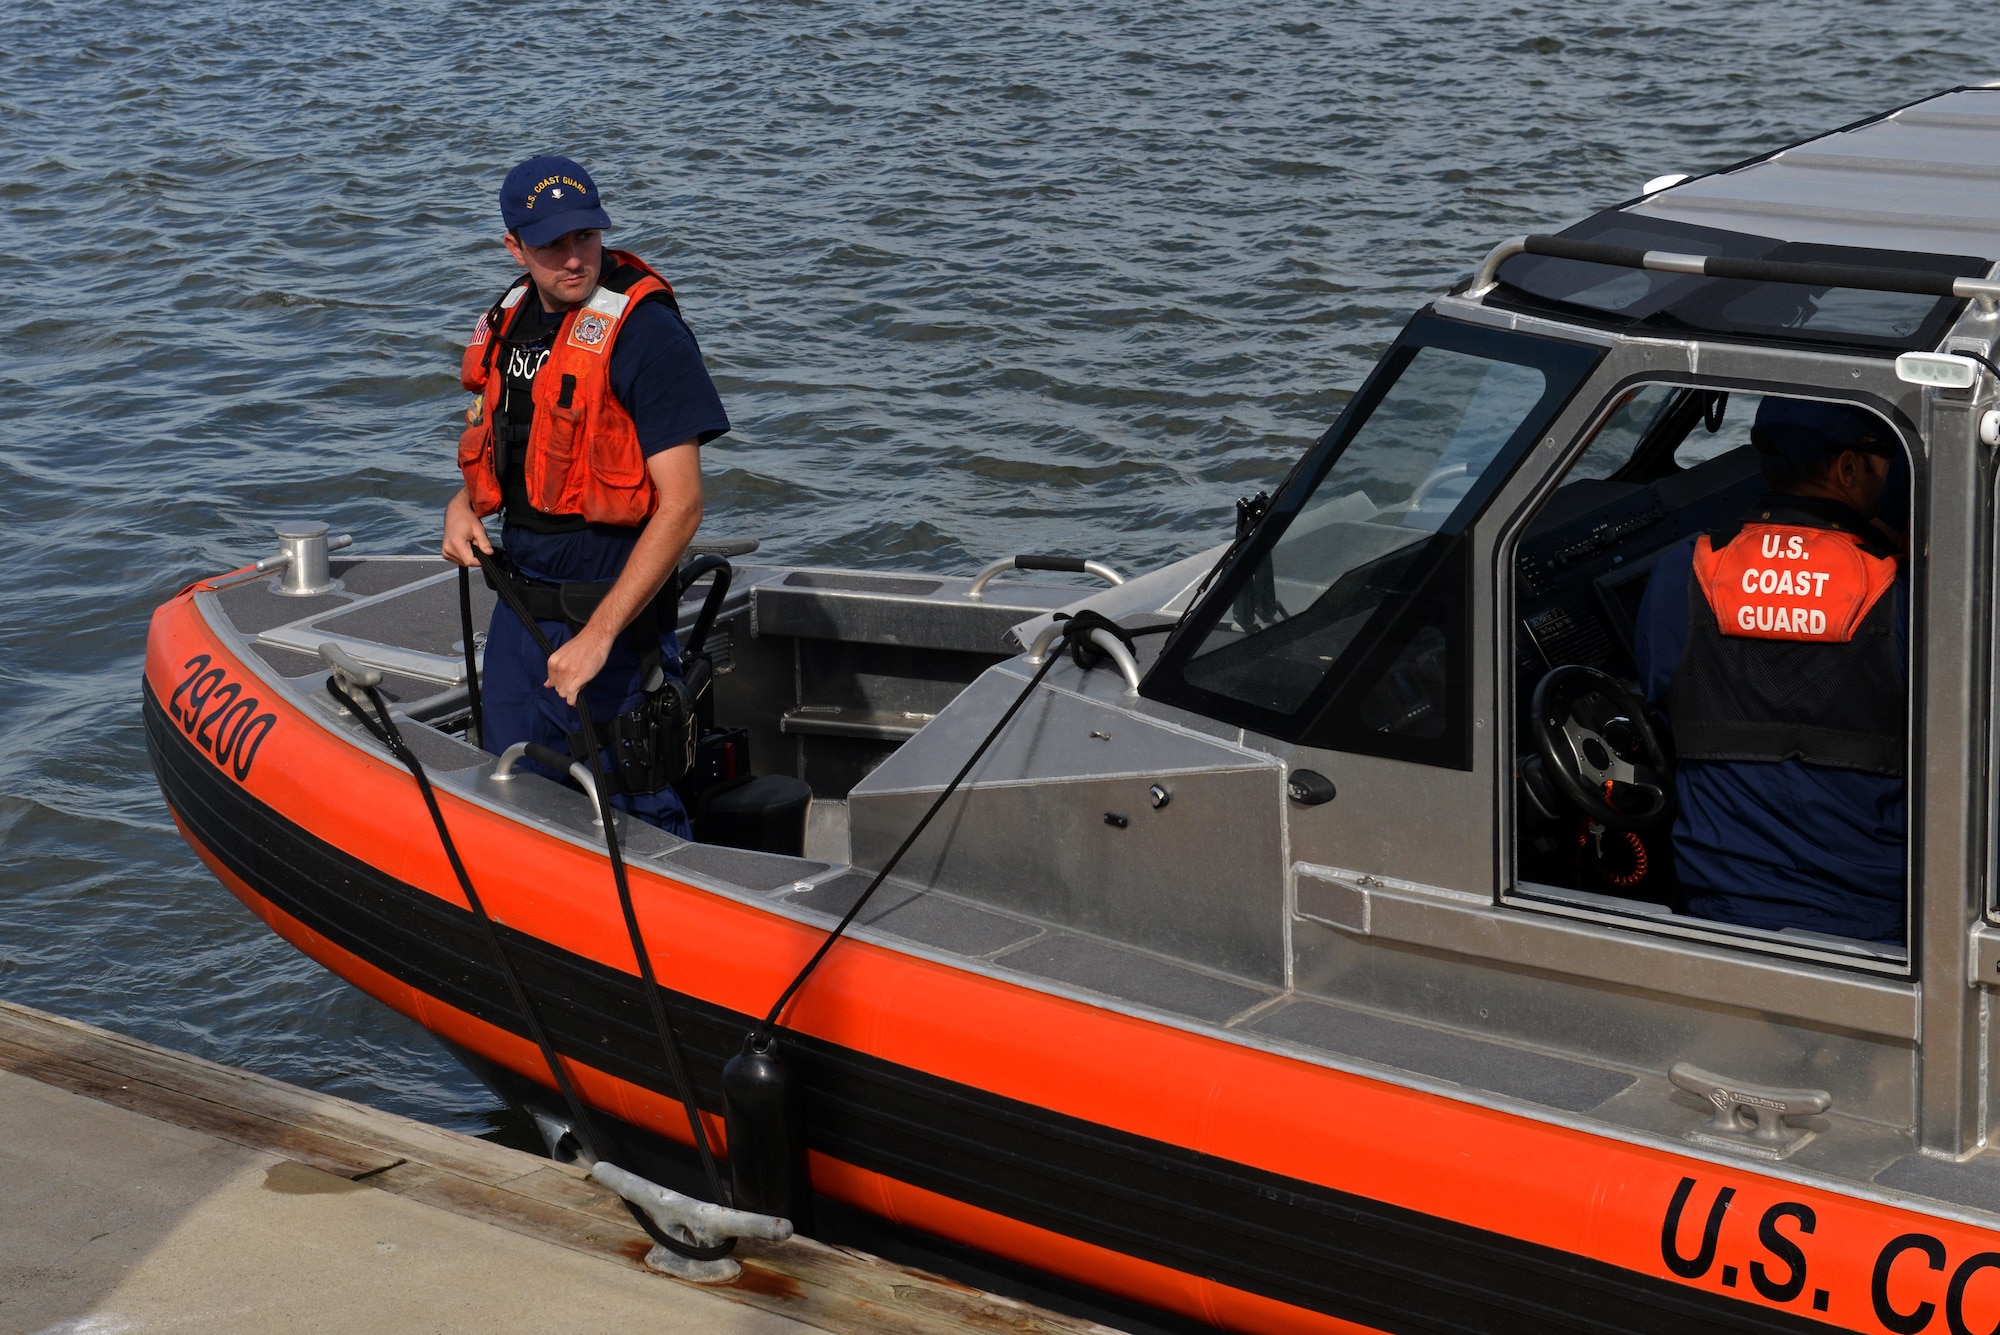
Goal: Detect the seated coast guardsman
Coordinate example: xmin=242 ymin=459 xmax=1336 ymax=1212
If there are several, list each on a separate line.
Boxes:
xmin=440 ymin=155 xmax=730 ymax=838
xmin=1633 ymin=398 xmax=1907 ymax=944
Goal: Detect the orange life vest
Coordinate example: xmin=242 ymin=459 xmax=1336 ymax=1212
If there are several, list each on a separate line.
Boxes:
xmin=1689 ymin=523 xmax=1897 ymax=644
xmin=456 ymin=249 xmax=675 ymax=527
xmin=1669 ymin=513 xmax=1904 ymax=775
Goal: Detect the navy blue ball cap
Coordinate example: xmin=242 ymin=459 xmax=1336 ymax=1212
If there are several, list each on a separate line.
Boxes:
xmin=1750 ymin=397 xmax=1895 ymax=466
xmin=500 ymin=155 xmax=612 ymax=247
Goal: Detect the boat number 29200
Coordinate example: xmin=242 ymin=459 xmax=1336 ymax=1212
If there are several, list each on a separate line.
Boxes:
xmin=1663 ymin=1176 xmax=2000 ymax=1332
xmin=166 ymin=653 xmax=276 ymax=781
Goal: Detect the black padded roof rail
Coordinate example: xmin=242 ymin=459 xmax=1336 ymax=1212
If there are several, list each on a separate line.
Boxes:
xmin=1468 ymin=234 xmax=2000 ymax=312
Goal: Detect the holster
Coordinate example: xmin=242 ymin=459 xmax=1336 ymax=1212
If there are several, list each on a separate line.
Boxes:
xmin=577 ymin=662 xmax=704 ymax=796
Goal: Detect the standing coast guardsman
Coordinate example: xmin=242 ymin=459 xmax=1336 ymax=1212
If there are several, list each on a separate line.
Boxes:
xmin=441 ymin=155 xmax=730 ymax=837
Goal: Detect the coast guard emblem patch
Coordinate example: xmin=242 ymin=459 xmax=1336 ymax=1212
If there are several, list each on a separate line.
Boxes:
xmin=465 ymin=395 xmax=484 ymax=427
xmin=569 ymin=312 xmax=612 ymax=349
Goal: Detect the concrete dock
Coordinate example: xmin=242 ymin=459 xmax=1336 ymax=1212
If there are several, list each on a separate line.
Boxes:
xmin=0 ymin=1000 xmax=1120 ymax=1335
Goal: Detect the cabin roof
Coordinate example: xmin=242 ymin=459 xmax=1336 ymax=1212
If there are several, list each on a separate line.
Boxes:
xmin=1628 ymin=86 xmax=2000 ymax=262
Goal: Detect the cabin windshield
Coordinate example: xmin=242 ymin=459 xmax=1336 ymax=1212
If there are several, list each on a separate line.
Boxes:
xmin=1183 ymin=348 xmax=1539 ymax=715
xmin=1146 ymin=314 xmax=1601 ymax=765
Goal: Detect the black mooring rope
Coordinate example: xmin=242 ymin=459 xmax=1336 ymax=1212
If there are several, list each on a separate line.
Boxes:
xmin=327 ymin=682 xmax=599 ymax=1145
xmin=471 ymin=550 xmax=732 ymax=1209
xmin=328 ymin=676 xmax=732 ymax=1261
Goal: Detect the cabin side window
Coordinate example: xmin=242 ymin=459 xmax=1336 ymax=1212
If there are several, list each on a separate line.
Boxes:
xmin=1507 ymin=383 xmax=1912 ymax=970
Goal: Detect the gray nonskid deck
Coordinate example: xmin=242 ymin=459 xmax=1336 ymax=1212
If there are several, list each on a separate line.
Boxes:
xmin=997 ymin=933 xmax=1272 ymax=1024
xmin=312 ymin=573 xmax=496 ymax=660
xmin=330 ymin=556 xmax=443 ymax=597
xmin=1876 ymin=1152 xmax=2000 ymax=1215
xmin=1247 ymin=997 xmax=1635 ymax=1114
xmin=788 ymin=872 xmax=1046 ymax=956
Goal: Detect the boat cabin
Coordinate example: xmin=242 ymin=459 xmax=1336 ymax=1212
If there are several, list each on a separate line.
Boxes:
xmin=817 ymin=88 xmax=2000 ymax=1177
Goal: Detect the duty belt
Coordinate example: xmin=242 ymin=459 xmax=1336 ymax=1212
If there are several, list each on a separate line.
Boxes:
xmin=481 ymin=550 xmax=701 ymax=794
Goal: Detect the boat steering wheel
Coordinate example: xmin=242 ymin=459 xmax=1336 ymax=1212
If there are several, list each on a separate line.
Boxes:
xmin=1529 ymin=665 xmax=1673 ymax=831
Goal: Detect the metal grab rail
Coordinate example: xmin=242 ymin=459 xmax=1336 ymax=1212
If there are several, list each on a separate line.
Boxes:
xmin=967 ymin=553 xmax=1126 ymax=599
xmin=1408 ymin=461 xmax=1472 ymax=507
xmin=1024 ymin=621 xmax=1142 ymax=695
xmin=492 ymin=740 xmax=607 ymax=824
xmin=1467 ymin=233 xmax=2000 ymax=317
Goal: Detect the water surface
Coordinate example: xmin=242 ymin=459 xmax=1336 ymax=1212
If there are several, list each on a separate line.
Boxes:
xmin=3 ymin=0 xmax=1994 ymax=1128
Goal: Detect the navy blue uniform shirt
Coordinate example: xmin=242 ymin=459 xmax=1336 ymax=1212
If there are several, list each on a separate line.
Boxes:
xmin=1632 ymin=533 xmax=1907 ymax=944
xmin=504 ymin=297 xmax=730 ymax=583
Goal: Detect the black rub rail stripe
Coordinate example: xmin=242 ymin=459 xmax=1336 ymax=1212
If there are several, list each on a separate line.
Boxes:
xmin=144 ymin=678 xmax=1840 ymax=1335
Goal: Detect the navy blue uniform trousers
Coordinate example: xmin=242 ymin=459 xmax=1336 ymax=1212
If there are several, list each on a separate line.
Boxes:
xmin=479 ymin=600 xmax=693 ymax=839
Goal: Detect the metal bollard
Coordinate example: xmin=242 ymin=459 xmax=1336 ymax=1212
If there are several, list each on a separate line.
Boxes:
xmin=273 ymin=522 xmax=338 ymax=597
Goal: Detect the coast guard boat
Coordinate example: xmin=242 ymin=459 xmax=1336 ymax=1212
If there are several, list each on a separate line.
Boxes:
xmin=147 ymin=88 xmax=2000 ymax=1333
